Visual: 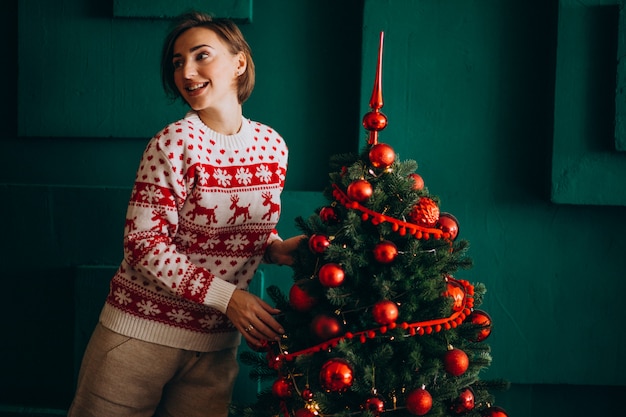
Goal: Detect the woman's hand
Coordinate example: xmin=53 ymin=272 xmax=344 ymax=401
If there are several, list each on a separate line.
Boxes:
xmin=226 ymin=289 xmax=284 ymax=347
xmin=266 ymin=235 xmax=307 ymax=266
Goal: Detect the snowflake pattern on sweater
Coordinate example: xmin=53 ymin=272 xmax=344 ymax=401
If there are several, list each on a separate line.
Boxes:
xmin=100 ymin=112 xmax=288 ymax=352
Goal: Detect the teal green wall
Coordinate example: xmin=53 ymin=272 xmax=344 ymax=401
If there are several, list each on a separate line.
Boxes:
xmin=362 ymin=0 xmax=626 ymax=385
xmin=3 ymin=0 xmax=626 ymax=415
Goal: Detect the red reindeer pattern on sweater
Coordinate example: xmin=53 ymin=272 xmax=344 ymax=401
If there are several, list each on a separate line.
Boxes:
xmin=100 ymin=112 xmax=288 ymax=352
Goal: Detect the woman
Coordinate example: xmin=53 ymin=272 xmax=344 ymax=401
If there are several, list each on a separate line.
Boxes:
xmin=69 ymin=11 xmax=302 ymax=417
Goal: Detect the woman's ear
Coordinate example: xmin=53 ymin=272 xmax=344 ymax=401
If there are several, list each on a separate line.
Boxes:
xmin=236 ymin=52 xmax=247 ymax=76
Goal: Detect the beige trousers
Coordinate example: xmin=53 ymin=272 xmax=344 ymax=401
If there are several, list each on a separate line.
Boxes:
xmin=68 ymin=323 xmax=239 ymax=417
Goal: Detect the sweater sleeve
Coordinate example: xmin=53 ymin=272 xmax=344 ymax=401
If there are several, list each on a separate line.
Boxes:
xmin=122 ymin=125 xmax=236 ymax=314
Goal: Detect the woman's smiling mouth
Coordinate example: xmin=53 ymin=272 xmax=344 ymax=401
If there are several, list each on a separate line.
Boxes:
xmin=186 ymin=82 xmax=208 ymax=93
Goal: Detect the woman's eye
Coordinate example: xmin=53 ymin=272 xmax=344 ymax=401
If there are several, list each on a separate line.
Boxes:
xmin=197 ymin=52 xmax=210 ymax=61
xmin=172 ymin=60 xmax=183 ymax=69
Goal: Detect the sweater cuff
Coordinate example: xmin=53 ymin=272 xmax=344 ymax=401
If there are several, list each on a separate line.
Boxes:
xmin=204 ymin=277 xmax=238 ymax=314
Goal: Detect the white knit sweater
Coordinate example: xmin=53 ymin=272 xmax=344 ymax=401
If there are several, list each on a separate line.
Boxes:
xmin=99 ymin=111 xmax=288 ymax=352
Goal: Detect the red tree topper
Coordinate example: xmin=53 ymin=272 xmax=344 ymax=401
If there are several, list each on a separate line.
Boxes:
xmin=362 ymin=31 xmax=387 ymax=145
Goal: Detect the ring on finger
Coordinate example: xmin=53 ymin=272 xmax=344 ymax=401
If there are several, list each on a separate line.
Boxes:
xmin=245 ymin=324 xmax=254 ymax=332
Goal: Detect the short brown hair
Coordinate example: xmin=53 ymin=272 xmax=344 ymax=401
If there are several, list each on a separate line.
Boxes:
xmin=160 ymin=11 xmax=255 ymax=104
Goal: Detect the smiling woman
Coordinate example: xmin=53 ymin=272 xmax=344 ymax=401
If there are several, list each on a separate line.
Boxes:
xmin=171 ymin=26 xmax=246 ymax=134
xmin=67 ymin=11 xmax=305 ymax=417
xmin=161 ymin=13 xmax=256 ymax=112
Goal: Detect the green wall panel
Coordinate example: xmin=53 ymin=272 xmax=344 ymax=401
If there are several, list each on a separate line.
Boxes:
xmin=551 ymin=0 xmax=626 ymax=205
xmin=17 ymin=0 xmax=183 ymax=138
xmin=113 ymin=0 xmax=252 ymax=21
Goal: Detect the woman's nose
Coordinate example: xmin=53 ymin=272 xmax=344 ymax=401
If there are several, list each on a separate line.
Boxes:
xmin=182 ymin=62 xmax=197 ymax=78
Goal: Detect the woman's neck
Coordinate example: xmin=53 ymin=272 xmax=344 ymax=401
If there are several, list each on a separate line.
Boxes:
xmin=197 ymin=105 xmax=243 ymax=135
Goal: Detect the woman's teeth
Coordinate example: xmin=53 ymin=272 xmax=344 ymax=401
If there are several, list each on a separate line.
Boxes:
xmin=188 ymin=82 xmax=207 ymax=91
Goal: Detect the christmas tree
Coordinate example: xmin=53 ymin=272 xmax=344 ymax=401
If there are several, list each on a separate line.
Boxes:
xmin=234 ymin=33 xmax=508 ymax=417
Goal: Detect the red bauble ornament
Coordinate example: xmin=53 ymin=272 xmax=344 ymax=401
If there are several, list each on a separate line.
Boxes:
xmin=369 ymin=143 xmax=395 ymax=169
xmin=408 ymin=197 xmax=440 ymax=227
xmin=362 ymin=110 xmax=388 ymax=131
xmin=450 ymin=387 xmax=475 ymax=414
xmin=372 ymin=300 xmax=399 ymax=325
xmin=466 ymin=309 xmax=492 ymax=342
xmin=405 ymin=387 xmax=433 ymax=416
xmin=363 ymin=396 xmax=385 ymax=415
xmin=266 ymin=351 xmax=283 ymax=370
xmin=246 ymin=337 xmax=269 ymax=352
xmin=295 ymin=409 xmax=316 ymax=417
xmin=409 ymin=173 xmax=424 ymax=190
xmin=373 ymin=240 xmax=398 ymax=264
xmin=444 ymin=347 xmax=470 ymax=376
xmin=309 ymin=234 xmax=331 ymax=254
xmin=347 ymin=179 xmax=373 ymax=202
xmin=271 ymin=378 xmax=292 ymax=398
xmin=301 ymin=386 xmax=314 ymax=401
xmin=318 ymin=263 xmax=345 ymax=287
xmin=445 ymin=280 xmax=466 ymax=312
xmin=311 ymin=314 xmax=343 ymax=340
xmin=481 ymin=406 xmax=508 ymax=417
xmin=437 ymin=212 xmax=459 ymax=240
xmin=319 ymin=358 xmax=354 ymax=392
xmin=319 ymin=206 xmax=339 ymax=224
xmin=289 ymin=279 xmax=318 ymax=312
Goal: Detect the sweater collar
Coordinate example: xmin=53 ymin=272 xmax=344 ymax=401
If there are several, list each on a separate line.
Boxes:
xmin=185 ymin=111 xmax=252 ymax=148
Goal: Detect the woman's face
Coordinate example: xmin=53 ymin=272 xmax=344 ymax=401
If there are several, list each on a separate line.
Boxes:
xmin=172 ymin=27 xmax=244 ymax=111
